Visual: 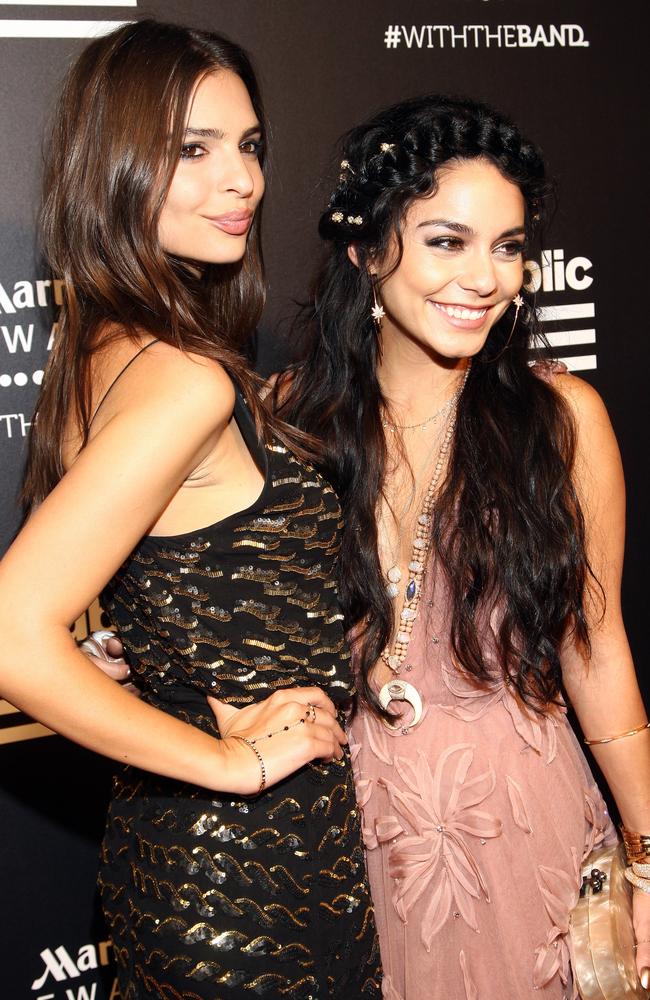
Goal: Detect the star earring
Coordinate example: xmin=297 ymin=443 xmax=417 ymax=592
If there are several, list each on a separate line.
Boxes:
xmin=371 ymin=276 xmax=385 ymax=329
xmin=490 ymin=292 xmax=524 ymax=362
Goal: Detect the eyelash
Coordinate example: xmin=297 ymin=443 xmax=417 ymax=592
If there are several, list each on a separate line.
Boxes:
xmin=180 ymin=143 xmax=207 ymax=160
xmin=425 ymin=236 xmax=526 ymax=258
xmin=179 ymin=139 xmax=264 ymax=161
xmin=240 ymin=139 xmax=264 ymax=157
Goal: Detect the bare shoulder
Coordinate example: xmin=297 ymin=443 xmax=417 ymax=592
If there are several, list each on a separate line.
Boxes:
xmin=551 ymin=371 xmax=614 ymax=439
xmin=135 ymin=341 xmax=235 ymax=411
xmin=551 ymin=372 xmax=624 ymax=500
xmin=93 ymin=337 xmax=236 ymax=433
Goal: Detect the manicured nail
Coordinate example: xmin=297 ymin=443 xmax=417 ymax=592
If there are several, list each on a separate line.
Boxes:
xmin=640 ymin=967 xmax=650 ymax=990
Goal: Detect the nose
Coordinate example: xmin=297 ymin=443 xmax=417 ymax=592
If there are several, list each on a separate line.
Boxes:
xmin=458 ymin=249 xmax=498 ymax=297
xmin=217 ymin=145 xmax=256 ymax=198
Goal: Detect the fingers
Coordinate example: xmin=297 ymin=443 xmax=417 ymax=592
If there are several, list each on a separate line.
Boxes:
xmin=105 ymin=636 xmax=125 ymax=659
xmin=274 ymin=686 xmax=337 ymax=718
xmin=89 ymin=629 xmax=125 ymax=660
xmin=633 ymin=891 xmax=650 ymax=985
xmin=309 ymin=724 xmax=346 ymax=761
xmin=309 ymin=705 xmax=347 ymax=744
xmin=84 ymin=652 xmax=131 ymax=682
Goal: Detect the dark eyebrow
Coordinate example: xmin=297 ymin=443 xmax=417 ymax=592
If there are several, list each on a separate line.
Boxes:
xmin=498 ymin=226 xmax=526 ymax=239
xmin=184 ymin=127 xmax=225 ymax=140
xmin=183 ymin=124 xmax=262 ymax=141
xmin=416 ymin=219 xmax=526 ymax=239
xmin=416 ymin=219 xmax=474 ymax=234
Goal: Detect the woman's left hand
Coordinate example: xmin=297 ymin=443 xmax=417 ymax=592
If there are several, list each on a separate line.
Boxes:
xmin=633 ymin=890 xmax=650 ymax=988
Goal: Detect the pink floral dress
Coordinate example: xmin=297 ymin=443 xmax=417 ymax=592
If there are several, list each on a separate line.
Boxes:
xmin=349 ymin=566 xmax=616 ymax=999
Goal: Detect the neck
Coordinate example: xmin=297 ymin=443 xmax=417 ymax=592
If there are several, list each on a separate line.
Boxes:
xmin=377 ymin=329 xmax=469 ymax=423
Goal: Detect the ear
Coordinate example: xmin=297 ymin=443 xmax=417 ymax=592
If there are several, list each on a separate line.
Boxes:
xmin=347 ymin=244 xmax=360 ymax=269
xmin=348 ymin=244 xmax=379 ymax=279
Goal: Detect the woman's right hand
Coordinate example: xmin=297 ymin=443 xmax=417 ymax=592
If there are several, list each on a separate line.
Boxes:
xmin=79 ymin=630 xmax=138 ymax=694
xmin=209 ymin=687 xmax=347 ymax=795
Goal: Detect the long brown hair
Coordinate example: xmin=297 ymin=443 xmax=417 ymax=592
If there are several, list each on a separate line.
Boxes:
xmin=24 ymin=18 xmax=298 ymax=510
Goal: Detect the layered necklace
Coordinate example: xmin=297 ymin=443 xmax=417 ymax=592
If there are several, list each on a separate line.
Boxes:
xmin=377 ymin=364 xmax=470 ymax=732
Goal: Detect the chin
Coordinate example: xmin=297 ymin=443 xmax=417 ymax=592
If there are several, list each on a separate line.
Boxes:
xmin=425 ymin=333 xmax=489 ymax=361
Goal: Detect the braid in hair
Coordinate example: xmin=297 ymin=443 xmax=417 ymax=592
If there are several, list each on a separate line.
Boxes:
xmin=278 ymin=95 xmax=592 ymax=715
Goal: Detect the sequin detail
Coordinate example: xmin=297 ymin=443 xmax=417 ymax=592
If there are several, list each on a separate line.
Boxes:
xmin=100 ymin=390 xmax=380 ymax=997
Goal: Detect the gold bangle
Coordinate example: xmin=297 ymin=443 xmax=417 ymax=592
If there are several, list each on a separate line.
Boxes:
xmin=584 ymin=720 xmax=650 ymax=746
xmin=621 ymin=827 xmax=650 ymax=865
xmin=231 ymin=735 xmax=267 ymax=794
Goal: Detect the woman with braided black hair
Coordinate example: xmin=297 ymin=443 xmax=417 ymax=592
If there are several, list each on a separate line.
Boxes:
xmin=276 ymin=95 xmax=650 ymax=998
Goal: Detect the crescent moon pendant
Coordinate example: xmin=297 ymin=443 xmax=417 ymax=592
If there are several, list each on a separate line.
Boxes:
xmin=378 ymin=678 xmax=423 ymax=732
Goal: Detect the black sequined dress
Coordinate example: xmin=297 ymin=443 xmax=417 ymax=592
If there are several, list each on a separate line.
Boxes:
xmin=99 ymin=390 xmax=381 ymax=999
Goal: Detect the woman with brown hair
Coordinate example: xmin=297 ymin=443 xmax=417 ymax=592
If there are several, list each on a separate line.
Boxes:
xmin=0 ymin=19 xmax=380 ymax=999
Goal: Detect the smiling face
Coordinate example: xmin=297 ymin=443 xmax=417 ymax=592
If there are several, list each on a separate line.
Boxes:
xmin=373 ymin=158 xmax=526 ymax=364
xmin=158 ymin=69 xmax=265 ymax=264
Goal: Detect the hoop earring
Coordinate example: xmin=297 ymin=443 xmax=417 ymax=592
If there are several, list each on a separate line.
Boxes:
xmin=489 ymin=292 xmax=524 ymax=363
xmin=370 ymin=275 xmax=385 ymax=329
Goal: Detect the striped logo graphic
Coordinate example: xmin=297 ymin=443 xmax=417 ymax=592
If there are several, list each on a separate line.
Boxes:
xmin=527 ymin=248 xmax=596 ymax=372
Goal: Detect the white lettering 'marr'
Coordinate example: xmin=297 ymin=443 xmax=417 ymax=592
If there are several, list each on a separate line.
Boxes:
xmin=31 ymin=941 xmax=113 ymax=990
xmin=0 ymin=279 xmax=64 ymax=315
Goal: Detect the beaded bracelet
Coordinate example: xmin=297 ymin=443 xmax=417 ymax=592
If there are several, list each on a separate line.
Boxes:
xmin=624 ymin=864 xmax=650 ymax=895
xmin=231 ymin=735 xmax=267 ymax=794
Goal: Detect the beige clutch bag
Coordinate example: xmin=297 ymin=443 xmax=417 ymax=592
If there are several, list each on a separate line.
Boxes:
xmin=570 ymin=843 xmax=650 ymax=999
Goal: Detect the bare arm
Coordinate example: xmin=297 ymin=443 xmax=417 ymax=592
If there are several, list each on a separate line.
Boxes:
xmin=557 ymin=374 xmax=649 ymax=980
xmin=557 ymin=374 xmax=649 ymax=829
xmin=0 ymin=353 xmax=344 ymax=794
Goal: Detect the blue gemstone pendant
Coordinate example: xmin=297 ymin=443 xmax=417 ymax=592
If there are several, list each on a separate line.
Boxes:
xmin=406 ymin=579 xmax=417 ymax=601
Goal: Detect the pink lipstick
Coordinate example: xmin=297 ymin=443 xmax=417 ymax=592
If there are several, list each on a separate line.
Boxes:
xmin=206 ymin=211 xmax=253 ymax=236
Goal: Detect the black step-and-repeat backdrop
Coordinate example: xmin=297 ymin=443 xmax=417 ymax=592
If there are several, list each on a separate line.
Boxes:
xmin=1 ymin=1 xmax=647 ymax=996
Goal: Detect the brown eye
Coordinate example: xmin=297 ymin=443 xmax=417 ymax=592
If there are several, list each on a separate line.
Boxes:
xmin=180 ymin=143 xmax=206 ymax=160
xmin=495 ymin=241 xmax=525 ymax=259
xmin=240 ymin=138 xmax=263 ymax=157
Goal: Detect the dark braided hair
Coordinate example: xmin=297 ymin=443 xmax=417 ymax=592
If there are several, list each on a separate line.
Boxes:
xmin=277 ymin=95 xmax=595 ymax=715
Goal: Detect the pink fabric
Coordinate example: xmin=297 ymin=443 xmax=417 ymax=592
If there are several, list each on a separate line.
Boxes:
xmin=350 ymin=565 xmax=616 ymax=1000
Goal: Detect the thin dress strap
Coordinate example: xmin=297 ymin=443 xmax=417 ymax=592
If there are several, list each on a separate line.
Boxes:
xmin=88 ymin=339 xmax=160 ymax=429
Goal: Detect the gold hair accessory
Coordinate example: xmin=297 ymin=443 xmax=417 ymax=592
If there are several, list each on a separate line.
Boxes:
xmin=347 ymin=215 xmax=363 ymax=225
xmin=584 ymin=720 xmax=650 ymax=746
xmin=380 ymin=142 xmax=395 ymax=153
xmin=331 ymin=211 xmax=344 ymax=223
xmin=339 ymin=159 xmax=355 ymax=183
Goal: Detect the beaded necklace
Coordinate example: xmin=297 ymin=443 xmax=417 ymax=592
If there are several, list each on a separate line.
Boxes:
xmin=379 ymin=363 xmax=470 ymax=681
